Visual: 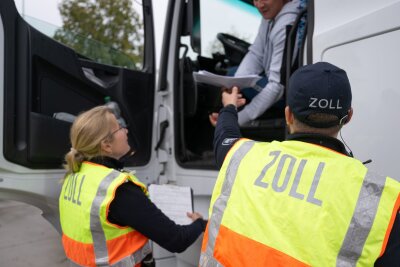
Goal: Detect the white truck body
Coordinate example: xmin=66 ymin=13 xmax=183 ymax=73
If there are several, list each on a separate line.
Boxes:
xmin=0 ymin=0 xmax=399 ymax=266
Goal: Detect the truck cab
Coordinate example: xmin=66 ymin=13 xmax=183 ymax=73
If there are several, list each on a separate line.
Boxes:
xmin=0 ymin=0 xmax=399 ymax=266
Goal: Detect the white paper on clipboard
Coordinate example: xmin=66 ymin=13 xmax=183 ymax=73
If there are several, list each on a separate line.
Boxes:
xmin=148 ymin=184 xmax=193 ymax=225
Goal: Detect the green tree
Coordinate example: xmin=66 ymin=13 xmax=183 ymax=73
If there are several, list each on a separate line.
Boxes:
xmin=54 ymin=0 xmax=143 ymax=69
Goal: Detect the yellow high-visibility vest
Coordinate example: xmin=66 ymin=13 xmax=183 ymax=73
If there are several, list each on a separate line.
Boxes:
xmin=201 ymin=139 xmax=400 ymax=266
xmin=59 ymin=161 xmax=151 ymax=267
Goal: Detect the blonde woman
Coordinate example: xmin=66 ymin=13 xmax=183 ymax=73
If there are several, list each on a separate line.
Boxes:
xmin=59 ymin=106 xmax=205 ymax=267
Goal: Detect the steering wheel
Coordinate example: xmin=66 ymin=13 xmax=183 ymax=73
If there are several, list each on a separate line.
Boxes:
xmin=217 ymin=33 xmax=251 ymax=66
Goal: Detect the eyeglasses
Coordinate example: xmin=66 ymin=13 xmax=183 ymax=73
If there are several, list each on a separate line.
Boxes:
xmin=103 ymin=125 xmax=128 ymax=140
xmin=110 ymin=125 xmax=127 ymax=136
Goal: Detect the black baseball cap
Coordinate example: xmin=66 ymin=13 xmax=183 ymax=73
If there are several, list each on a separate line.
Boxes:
xmin=287 ymin=62 xmax=352 ymax=128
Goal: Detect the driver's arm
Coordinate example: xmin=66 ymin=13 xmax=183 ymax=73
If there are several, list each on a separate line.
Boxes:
xmin=237 ymin=19 xmax=287 ymax=126
xmin=235 ymin=19 xmax=267 ymax=76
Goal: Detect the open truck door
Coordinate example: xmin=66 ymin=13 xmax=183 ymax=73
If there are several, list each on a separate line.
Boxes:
xmin=0 ymin=0 xmax=156 ymax=229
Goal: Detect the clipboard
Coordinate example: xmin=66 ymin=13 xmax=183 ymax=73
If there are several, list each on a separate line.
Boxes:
xmin=148 ymin=184 xmax=194 ymax=225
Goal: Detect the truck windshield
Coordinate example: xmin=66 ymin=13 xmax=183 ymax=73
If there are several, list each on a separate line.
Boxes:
xmin=184 ymin=0 xmax=261 ymax=59
xmin=200 ymin=0 xmax=260 ymax=58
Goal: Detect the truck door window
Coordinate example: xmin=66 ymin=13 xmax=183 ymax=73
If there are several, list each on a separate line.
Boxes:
xmin=14 ymin=0 xmax=144 ymax=69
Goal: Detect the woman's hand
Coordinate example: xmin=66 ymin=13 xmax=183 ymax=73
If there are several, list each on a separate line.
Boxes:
xmin=186 ymin=211 xmax=203 ymax=221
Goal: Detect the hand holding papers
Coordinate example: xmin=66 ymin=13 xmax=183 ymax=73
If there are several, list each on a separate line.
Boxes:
xmin=149 ymin=184 xmax=193 ymax=225
xmin=193 ymin=70 xmax=261 ymax=89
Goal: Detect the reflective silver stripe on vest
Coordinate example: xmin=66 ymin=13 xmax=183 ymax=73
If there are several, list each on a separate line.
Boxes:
xmin=110 ymin=241 xmax=152 ymax=267
xmin=90 ymin=170 xmax=122 ymax=266
xmin=129 ymin=241 xmax=152 ymax=266
xmin=336 ymin=170 xmax=387 ymax=266
xmin=201 ymin=141 xmax=255 ymax=267
xmin=199 ymin=252 xmax=223 ymax=267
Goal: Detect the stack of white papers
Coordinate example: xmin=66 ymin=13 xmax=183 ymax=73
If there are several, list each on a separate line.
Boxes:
xmin=149 ymin=184 xmax=193 ymax=225
xmin=193 ymin=70 xmax=261 ymax=89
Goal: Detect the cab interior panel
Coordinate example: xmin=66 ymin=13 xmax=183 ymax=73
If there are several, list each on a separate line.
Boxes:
xmin=175 ymin=0 xmax=309 ymax=169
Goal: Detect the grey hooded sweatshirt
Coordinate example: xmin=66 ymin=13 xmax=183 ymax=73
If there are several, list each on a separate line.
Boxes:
xmin=235 ymin=0 xmax=301 ymax=126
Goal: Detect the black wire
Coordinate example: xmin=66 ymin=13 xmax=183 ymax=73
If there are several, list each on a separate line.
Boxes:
xmin=339 ymin=129 xmax=354 ymax=157
xmin=339 ymin=129 xmax=372 ymax=165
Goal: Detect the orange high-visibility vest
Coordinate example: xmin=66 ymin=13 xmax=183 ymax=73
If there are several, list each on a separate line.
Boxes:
xmin=59 ymin=162 xmax=151 ymax=267
xmin=200 ymin=139 xmax=400 ymax=266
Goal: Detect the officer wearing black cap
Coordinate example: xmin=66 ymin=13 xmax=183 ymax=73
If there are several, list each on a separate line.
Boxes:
xmin=284 ymin=62 xmax=354 ymax=147
xmin=287 ymin=62 xmax=352 ymax=129
xmin=199 ymin=62 xmax=399 ymax=266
